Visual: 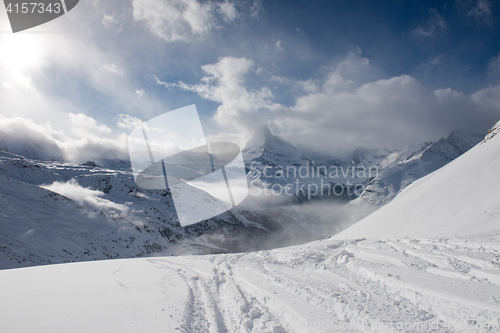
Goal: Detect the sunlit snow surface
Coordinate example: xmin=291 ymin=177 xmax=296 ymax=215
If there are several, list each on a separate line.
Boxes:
xmin=1 ymin=235 xmax=499 ymax=332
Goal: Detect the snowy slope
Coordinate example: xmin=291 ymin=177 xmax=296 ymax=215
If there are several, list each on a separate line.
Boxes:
xmin=334 ymin=125 xmax=500 ymax=240
xmin=1 ymin=235 xmax=499 ymax=333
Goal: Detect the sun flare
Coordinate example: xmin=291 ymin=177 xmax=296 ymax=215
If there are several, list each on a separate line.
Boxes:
xmin=0 ymin=33 xmax=45 ymax=73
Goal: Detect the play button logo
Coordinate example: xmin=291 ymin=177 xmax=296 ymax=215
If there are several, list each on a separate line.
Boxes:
xmin=3 ymin=0 xmax=79 ymax=33
xmin=127 ymin=105 xmax=249 ymax=227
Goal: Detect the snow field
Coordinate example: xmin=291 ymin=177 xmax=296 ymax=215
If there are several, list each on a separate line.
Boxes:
xmin=1 ymin=235 xmax=499 ymax=332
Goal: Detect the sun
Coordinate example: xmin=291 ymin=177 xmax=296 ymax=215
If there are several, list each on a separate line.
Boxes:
xmin=0 ymin=33 xmax=45 ymax=73
xmin=0 ymin=30 xmax=47 ymax=90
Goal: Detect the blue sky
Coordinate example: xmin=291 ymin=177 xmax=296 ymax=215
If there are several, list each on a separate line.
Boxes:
xmin=1 ymin=0 xmax=499 ymax=161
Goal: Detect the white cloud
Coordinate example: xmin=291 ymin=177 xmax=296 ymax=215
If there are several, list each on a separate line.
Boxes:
xmin=279 ymin=77 xmax=499 ymax=155
xmin=275 ymin=40 xmax=284 ymax=52
xmin=277 ymin=76 xmax=431 ymax=154
xmin=467 ymin=0 xmax=493 ymax=27
xmin=42 ymin=179 xmax=129 ymax=212
xmin=159 ymin=57 xmax=277 ymax=128
xmin=218 ymin=0 xmax=238 ymax=22
xmin=102 ymin=63 xmax=125 ymax=76
xmin=162 ymin=54 xmax=500 ymax=156
xmin=430 ymin=55 xmax=443 ymax=66
xmin=0 ymin=99 xmax=133 ymax=163
xmin=0 ymin=76 xmax=133 ymax=164
xmin=0 ymin=116 xmax=64 ymax=161
xmin=102 ymin=14 xmax=118 ymax=27
xmin=1 ymin=0 xmax=496 ymax=165
xmin=487 ymin=52 xmax=500 ymax=76
xmin=69 ymin=113 xmax=112 ymax=135
xmin=296 ymin=79 xmax=318 ymax=94
xmin=132 ymin=0 xmax=237 ymax=42
xmin=250 ymin=0 xmax=263 ymax=19
xmin=0 ymin=1 xmax=170 ymax=165
xmin=0 ymin=1 xmax=167 ymax=160
xmin=411 ymin=9 xmax=447 ymax=37
xmin=323 ymin=49 xmax=370 ymax=93
xmin=117 ymin=114 xmax=143 ymax=131
xmin=58 ymin=135 xmax=129 ymax=164
xmin=270 ymin=75 xmax=287 ymax=83
xmin=1 ymin=72 xmax=34 ymax=90
xmin=156 ymin=56 xmax=282 ymax=147
xmin=470 ymin=85 xmax=500 ymax=110
xmin=418 ymin=55 xmax=445 ymax=75
xmin=135 ymin=89 xmax=146 ymax=100
xmin=270 ymin=74 xmax=319 ymax=93
xmin=0 ymin=109 xmax=132 ymax=164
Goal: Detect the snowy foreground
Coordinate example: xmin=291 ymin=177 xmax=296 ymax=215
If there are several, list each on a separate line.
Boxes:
xmin=1 ymin=235 xmax=500 ymax=333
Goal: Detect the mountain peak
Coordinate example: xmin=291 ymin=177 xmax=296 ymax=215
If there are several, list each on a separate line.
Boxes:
xmin=446 ymin=129 xmax=483 ymax=150
xmin=351 ymin=147 xmax=393 ymax=165
xmin=244 ymin=127 xmax=295 ymax=152
xmin=242 ymin=126 xmax=308 ymax=165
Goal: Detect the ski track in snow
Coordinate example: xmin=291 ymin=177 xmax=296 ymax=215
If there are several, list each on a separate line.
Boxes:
xmin=3 ymin=235 xmax=499 ymax=333
xmin=146 ymin=236 xmax=500 ymax=333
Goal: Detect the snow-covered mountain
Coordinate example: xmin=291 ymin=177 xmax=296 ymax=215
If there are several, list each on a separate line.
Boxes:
xmin=243 ymin=127 xmax=330 ymax=203
xmin=244 ymin=127 xmax=311 ymax=168
xmin=334 ymin=123 xmax=500 ymax=239
xmin=0 ymin=125 xmax=482 ymax=270
xmin=1 ymin=122 xmax=499 ymax=333
xmin=0 ymin=149 xmax=347 ymax=270
xmin=352 ymin=129 xmax=483 ymax=206
xmin=244 ymin=126 xmax=481 ymax=206
xmin=244 ymin=128 xmax=382 ymax=203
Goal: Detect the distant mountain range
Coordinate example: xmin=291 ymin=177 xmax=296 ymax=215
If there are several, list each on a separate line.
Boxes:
xmin=243 ymin=126 xmax=482 ymax=206
xmin=0 ymin=125 xmax=484 ymax=269
xmin=351 ymin=129 xmax=483 ymax=206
